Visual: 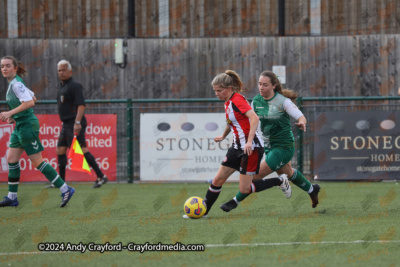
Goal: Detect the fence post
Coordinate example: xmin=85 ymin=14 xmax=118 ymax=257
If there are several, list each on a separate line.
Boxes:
xmin=126 ymin=99 xmax=134 ymax=183
xmin=296 ymin=97 xmax=304 ymax=174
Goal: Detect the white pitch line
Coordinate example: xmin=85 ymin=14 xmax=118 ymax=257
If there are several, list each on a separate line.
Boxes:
xmin=0 ymin=251 xmax=67 ymax=256
xmin=2 ymin=240 xmax=399 ymax=257
xmin=205 ymin=240 xmax=400 ymax=248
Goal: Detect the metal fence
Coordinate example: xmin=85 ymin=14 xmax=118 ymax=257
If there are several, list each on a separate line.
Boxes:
xmin=2 ymin=96 xmax=400 ymax=182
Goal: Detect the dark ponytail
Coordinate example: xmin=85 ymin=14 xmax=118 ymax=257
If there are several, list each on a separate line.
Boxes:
xmin=259 ymin=71 xmax=298 ymax=101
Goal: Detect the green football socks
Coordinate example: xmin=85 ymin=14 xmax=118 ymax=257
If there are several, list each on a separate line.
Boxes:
xmin=8 ymin=162 xmax=20 ymax=199
xmin=37 ymin=161 xmax=65 ymax=188
xmin=235 ymin=191 xmax=250 ymax=203
xmin=289 ymin=169 xmax=312 ymax=192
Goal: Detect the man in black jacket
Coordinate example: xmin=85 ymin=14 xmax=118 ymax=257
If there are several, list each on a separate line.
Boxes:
xmin=46 ymin=60 xmax=108 ymax=188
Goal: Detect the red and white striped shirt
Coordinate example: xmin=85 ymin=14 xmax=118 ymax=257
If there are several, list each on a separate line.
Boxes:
xmin=225 ymin=93 xmax=264 ymax=150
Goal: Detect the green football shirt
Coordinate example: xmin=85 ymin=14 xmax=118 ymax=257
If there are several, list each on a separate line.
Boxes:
xmin=251 ymin=93 xmax=298 ymax=149
xmin=6 ymin=75 xmax=34 ymax=120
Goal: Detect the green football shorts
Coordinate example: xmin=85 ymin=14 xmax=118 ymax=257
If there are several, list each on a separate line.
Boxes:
xmin=264 ymin=146 xmax=295 ymax=171
xmin=9 ymin=114 xmax=44 ymax=155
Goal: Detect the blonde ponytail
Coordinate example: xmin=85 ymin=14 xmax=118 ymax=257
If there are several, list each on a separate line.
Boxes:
xmin=211 ymin=70 xmax=243 ymax=93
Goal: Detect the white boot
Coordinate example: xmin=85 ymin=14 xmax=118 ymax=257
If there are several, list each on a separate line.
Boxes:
xmin=279 ymin=174 xmax=292 ymax=199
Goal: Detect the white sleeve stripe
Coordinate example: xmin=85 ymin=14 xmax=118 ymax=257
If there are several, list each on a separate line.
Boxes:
xmin=283 ymin=98 xmax=303 ymax=120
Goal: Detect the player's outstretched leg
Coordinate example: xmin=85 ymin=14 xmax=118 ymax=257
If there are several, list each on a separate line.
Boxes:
xmin=289 ymin=169 xmax=320 ymax=208
xmin=220 ymin=176 xmax=284 ymax=212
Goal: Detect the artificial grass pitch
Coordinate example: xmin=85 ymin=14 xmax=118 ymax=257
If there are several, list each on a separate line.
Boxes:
xmin=0 ymin=181 xmax=399 ymax=266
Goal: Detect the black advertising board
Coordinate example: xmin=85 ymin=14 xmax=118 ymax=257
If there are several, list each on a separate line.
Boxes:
xmin=313 ymin=111 xmax=400 ymax=181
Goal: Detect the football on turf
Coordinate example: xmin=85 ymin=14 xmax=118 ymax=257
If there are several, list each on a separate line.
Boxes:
xmin=183 ymin=196 xmax=207 ymax=219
